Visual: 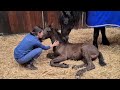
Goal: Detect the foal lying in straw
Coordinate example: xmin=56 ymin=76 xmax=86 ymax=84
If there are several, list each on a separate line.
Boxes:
xmin=42 ymin=26 xmax=107 ymax=79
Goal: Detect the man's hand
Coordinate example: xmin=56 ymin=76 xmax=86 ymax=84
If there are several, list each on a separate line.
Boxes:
xmin=50 ymin=41 xmax=59 ymax=48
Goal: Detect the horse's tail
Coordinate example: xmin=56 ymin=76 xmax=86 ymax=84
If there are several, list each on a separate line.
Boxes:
xmin=98 ymin=51 xmax=107 ymax=66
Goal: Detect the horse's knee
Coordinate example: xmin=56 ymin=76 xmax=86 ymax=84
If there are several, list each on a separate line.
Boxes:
xmin=50 ymin=60 xmax=61 ymax=67
xmin=60 ymin=63 xmax=69 ymax=68
xmin=86 ymin=63 xmax=95 ymax=71
xmin=47 ymin=53 xmax=55 ymax=59
xmin=50 ymin=60 xmax=54 ymax=66
xmin=75 ymin=68 xmax=87 ymax=79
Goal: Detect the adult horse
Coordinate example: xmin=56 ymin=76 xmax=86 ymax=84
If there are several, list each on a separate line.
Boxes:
xmin=59 ymin=11 xmax=120 ymax=48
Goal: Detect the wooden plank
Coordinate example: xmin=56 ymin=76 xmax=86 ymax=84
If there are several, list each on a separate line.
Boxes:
xmin=43 ymin=11 xmax=48 ymax=27
xmin=0 ymin=11 xmax=4 ymax=33
xmin=46 ymin=11 xmax=59 ymax=29
xmin=29 ymin=11 xmax=43 ymax=29
xmin=34 ymin=11 xmax=43 ymax=28
xmin=77 ymin=11 xmax=83 ymax=29
xmin=7 ymin=11 xmax=43 ymax=33
xmin=23 ymin=11 xmax=32 ymax=32
xmin=0 ymin=11 xmax=11 ymax=34
xmin=29 ymin=11 xmax=36 ymax=29
xmin=8 ymin=11 xmax=19 ymax=34
xmin=83 ymin=12 xmax=87 ymax=28
xmin=16 ymin=11 xmax=25 ymax=33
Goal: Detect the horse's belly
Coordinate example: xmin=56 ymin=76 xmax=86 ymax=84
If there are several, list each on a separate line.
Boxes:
xmin=69 ymin=51 xmax=82 ymax=60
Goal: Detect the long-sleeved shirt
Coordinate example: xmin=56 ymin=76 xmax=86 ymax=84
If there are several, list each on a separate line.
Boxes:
xmin=14 ymin=33 xmax=50 ymax=59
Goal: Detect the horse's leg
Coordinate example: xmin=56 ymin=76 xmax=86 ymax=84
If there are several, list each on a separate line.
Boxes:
xmin=50 ymin=55 xmax=69 ymax=68
xmin=47 ymin=53 xmax=58 ymax=59
xmin=100 ymin=27 xmax=110 ymax=45
xmin=98 ymin=51 xmax=107 ymax=66
xmin=75 ymin=68 xmax=87 ymax=79
xmin=82 ymin=49 xmax=95 ymax=71
xmin=75 ymin=49 xmax=95 ymax=79
xmin=93 ymin=27 xmax=100 ymax=48
xmin=72 ymin=63 xmax=87 ymax=70
xmin=72 ymin=59 xmax=87 ymax=70
xmin=47 ymin=47 xmax=58 ymax=59
xmin=61 ymin=28 xmax=72 ymax=43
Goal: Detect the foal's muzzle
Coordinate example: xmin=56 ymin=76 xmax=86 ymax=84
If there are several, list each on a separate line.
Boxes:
xmin=62 ymin=36 xmax=69 ymax=43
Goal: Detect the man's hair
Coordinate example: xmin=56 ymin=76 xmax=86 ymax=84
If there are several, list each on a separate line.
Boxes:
xmin=30 ymin=26 xmax=43 ymax=36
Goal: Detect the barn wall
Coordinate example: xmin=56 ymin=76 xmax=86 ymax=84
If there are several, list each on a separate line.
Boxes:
xmin=44 ymin=11 xmax=60 ymax=29
xmin=7 ymin=11 xmax=43 ymax=34
xmin=0 ymin=11 xmax=11 ymax=34
xmin=0 ymin=11 xmax=87 ymax=35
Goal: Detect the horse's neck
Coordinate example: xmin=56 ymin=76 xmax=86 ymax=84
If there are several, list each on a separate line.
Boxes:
xmin=50 ymin=30 xmax=64 ymax=44
xmin=50 ymin=35 xmax=56 ymax=44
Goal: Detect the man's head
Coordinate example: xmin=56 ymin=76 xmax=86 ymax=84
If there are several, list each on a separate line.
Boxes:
xmin=30 ymin=26 xmax=44 ymax=38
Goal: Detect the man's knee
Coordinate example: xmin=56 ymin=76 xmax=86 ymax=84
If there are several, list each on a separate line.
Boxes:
xmin=37 ymin=48 xmax=43 ymax=54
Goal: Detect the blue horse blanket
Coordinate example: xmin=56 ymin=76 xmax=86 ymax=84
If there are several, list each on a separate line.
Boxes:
xmin=86 ymin=11 xmax=120 ymax=27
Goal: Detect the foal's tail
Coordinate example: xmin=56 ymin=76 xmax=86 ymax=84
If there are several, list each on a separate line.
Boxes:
xmin=98 ymin=52 xmax=107 ymax=66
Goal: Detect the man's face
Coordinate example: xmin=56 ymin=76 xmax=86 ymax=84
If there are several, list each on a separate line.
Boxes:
xmin=38 ymin=31 xmax=43 ymax=38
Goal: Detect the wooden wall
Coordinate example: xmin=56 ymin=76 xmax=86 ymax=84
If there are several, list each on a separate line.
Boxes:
xmin=7 ymin=11 xmax=43 ymax=34
xmin=0 ymin=11 xmax=87 ymax=34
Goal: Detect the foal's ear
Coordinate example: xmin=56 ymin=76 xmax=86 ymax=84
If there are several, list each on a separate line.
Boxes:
xmin=44 ymin=27 xmax=51 ymax=31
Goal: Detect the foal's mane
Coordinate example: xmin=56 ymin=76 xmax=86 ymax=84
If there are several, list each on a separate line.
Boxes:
xmin=51 ymin=28 xmax=65 ymax=43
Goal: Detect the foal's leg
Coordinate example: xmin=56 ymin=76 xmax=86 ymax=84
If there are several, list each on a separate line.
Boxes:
xmin=47 ymin=53 xmax=56 ymax=59
xmin=47 ymin=47 xmax=58 ymax=59
xmin=93 ymin=27 xmax=100 ymax=48
xmin=72 ymin=63 xmax=87 ymax=70
xmin=98 ymin=52 xmax=107 ymax=66
xmin=75 ymin=68 xmax=87 ymax=79
xmin=72 ymin=59 xmax=87 ymax=70
xmin=50 ymin=56 xmax=69 ymax=68
xmin=100 ymin=27 xmax=110 ymax=45
xmin=81 ymin=49 xmax=95 ymax=71
xmin=47 ymin=53 xmax=59 ymax=59
xmin=75 ymin=49 xmax=95 ymax=79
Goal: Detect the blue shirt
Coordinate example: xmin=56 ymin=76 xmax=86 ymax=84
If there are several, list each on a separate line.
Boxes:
xmin=14 ymin=33 xmax=50 ymax=59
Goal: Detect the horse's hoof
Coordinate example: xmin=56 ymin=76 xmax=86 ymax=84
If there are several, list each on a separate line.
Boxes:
xmin=72 ymin=65 xmax=79 ymax=70
xmin=100 ymin=62 xmax=107 ymax=66
xmin=60 ymin=63 xmax=69 ymax=68
xmin=75 ymin=75 xmax=81 ymax=79
xmin=102 ymin=39 xmax=110 ymax=46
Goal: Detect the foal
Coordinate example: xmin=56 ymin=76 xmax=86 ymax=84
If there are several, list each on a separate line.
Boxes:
xmin=42 ymin=26 xmax=107 ymax=78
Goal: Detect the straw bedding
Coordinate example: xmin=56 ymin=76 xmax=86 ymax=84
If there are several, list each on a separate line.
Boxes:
xmin=0 ymin=28 xmax=120 ymax=79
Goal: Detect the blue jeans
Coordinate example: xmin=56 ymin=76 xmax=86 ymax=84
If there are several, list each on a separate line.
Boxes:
xmin=16 ymin=48 xmax=42 ymax=64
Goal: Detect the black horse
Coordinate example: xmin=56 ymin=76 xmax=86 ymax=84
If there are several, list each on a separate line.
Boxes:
xmin=59 ymin=11 xmax=110 ymax=48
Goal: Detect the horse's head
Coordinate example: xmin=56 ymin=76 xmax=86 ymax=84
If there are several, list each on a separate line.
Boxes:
xmin=42 ymin=25 xmax=52 ymax=40
xmin=59 ymin=11 xmax=81 ymax=42
xmin=42 ymin=25 xmax=66 ymax=44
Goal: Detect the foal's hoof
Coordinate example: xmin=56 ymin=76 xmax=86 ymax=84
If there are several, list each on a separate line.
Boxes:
xmin=75 ymin=70 xmax=83 ymax=79
xmin=47 ymin=53 xmax=55 ymax=59
xmin=75 ymin=75 xmax=81 ymax=79
xmin=72 ymin=65 xmax=80 ymax=70
xmin=60 ymin=63 xmax=69 ymax=68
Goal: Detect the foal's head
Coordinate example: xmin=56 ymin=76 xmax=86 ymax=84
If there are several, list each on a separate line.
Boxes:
xmin=42 ymin=25 xmax=65 ymax=43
